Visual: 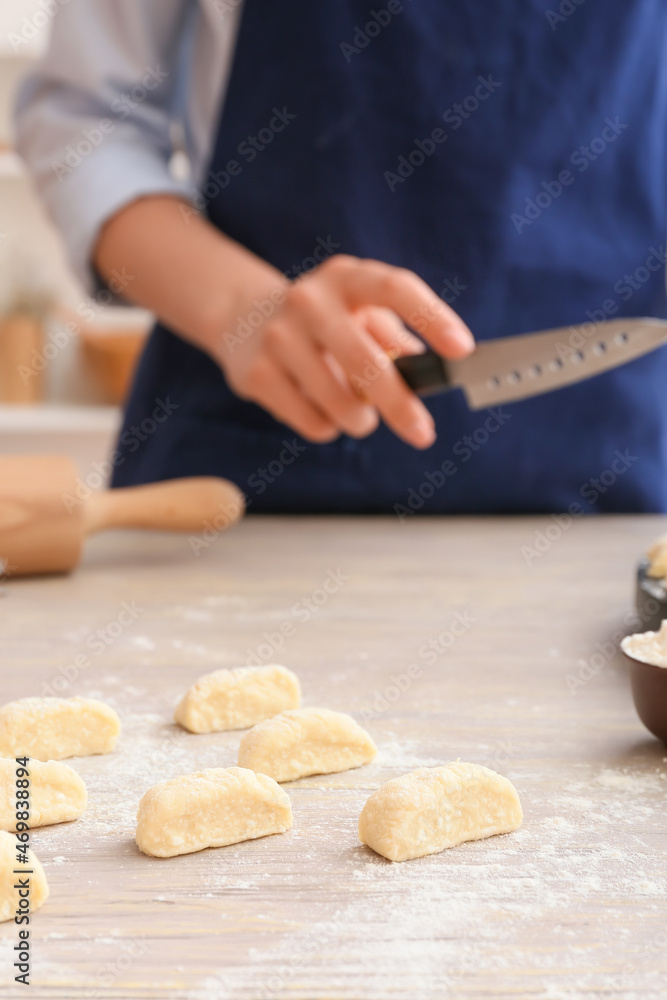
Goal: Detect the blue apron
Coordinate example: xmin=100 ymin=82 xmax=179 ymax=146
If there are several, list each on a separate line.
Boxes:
xmin=112 ymin=0 xmax=667 ymax=513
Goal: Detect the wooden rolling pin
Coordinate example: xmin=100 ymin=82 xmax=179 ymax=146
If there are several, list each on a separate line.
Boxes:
xmin=0 ymin=455 xmax=245 ymax=577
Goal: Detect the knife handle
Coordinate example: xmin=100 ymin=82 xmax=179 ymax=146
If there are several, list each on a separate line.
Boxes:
xmin=394 ymin=350 xmax=452 ymax=397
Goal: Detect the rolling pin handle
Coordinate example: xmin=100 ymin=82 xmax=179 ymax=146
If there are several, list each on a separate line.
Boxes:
xmin=82 ymin=477 xmax=245 ymax=537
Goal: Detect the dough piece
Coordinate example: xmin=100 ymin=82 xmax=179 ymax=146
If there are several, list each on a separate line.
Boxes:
xmin=0 ymin=830 xmax=49 ymax=922
xmin=174 ymin=664 xmax=301 ymax=733
xmin=647 ymin=533 xmax=667 ymax=580
xmin=135 ymin=766 xmax=292 ymax=858
xmin=359 ymin=762 xmax=522 ymax=861
xmin=0 ymin=758 xmax=87 ymax=832
xmin=238 ymin=708 xmax=377 ymax=782
xmin=0 ymin=697 xmax=120 ymax=761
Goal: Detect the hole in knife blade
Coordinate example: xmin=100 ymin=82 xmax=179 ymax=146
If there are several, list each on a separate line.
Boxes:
xmin=549 ymin=358 xmax=564 ymax=371
xmin=528 ymin=364 xmax=542 ymax=377
xmin=487 ymin=376 xmax=501 ymax=389
xmin=615 ymin=331 xmax=629 ymax=344
xmin=507 ymin=371 xmax=521 ymax=384
xmin=572 ymin=350 xmax=585 ymax=363
xmin=593 ymin=341 xmax=607 ymax=355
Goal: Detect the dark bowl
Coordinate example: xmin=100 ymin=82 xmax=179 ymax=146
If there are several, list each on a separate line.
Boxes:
xmin=624 ymin=649 xmax=667 ymax=744
xmin=635 ymin=558 xmax=667 ymax=633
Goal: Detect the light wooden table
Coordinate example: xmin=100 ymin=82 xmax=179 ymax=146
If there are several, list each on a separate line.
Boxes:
xmin=1 ymin=515 xmax=667 ymax=999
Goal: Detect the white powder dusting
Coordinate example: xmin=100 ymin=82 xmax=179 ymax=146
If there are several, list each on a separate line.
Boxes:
xmin=202 ymin=595 xmax=249 ymax=609
xmin=128 ymin=635 xmax=157 ymax=651
xmin=13 ymin=711 xmax=667 ymax=1000
xmin=596 ymin=769 xmax=664 ymax=792
xmin=622 ymin=621 xmax=667 ymax=667
xmin=169 ymin=639 xmax=225 ymax=659
xmin=166 ymin=606 xmax=214 ymax=623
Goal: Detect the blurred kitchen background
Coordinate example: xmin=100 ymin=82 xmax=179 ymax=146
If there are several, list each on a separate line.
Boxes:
xmin=0 ymin=0 xmax=153 ymax=474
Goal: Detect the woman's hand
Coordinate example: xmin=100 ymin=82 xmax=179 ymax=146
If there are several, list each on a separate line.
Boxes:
xmin=94 ymin=198 xmax=474 ymax=449
xmin=215 ymin=254 xmax=475 ymax=449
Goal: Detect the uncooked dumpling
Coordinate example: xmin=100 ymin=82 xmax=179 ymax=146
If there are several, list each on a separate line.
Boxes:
xmin=174 ymin=664 xmax=300 ymax=733
xmin=359 ymin=762 xmax=522 ymax=861
xmin=647 ymin=533 xmax=667 ymax=580
xmin=0 ymin=830 xmax=49 ymax=922
xmin=0 ymin=757 xmax=87 ymax=831
xmin=135 ymin=766 xmax=293 ymax=858
xmin=237 ymin=707 xmax=377 ymax=782
xmin=0 ymin=697 xmax=120 ymax=760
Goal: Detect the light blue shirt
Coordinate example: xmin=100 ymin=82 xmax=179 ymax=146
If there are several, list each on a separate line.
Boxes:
xmin=14 ymin=0 xmax=242 ymax=292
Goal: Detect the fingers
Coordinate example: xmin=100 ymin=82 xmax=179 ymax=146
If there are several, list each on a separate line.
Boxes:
xmin=222 ymin=256 xmax=472 ymax=451
xmin=359 ymin=307 xmax=426 ymax=358
xmin=321 ymin=351 xmax=380 ymax=433
xmin=316 ymin=312 xmax=436 ymax=449
xmin=284 ymin=275 xmax=438 ymax=448
xmin=242 ymin=356 xmax=340 ymax=443
xmin=330 ymin=258 xmax=475 ymax=359
xmin=264 ymin=323 xmax=378 ymax=438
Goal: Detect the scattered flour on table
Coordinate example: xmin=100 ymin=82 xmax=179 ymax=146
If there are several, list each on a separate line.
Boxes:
xmin=170 ymin=639 xmax=217 ymax=658
xmin=372 ymin=738 xmax=447 ymax=771
xmin=16 ymin=709 xmax=666 ymax=1000
xmin=60 ymin=626 xmax=90 ymax=643
xmin=188 ymin=824 xmax=666 ymax=998
xmin=127 ymin=635 xmax=156 ymax=651
xmin=165 ymin=606 xmax=213 ymax=623
xmin=180 ymin=751 xmax=667 ymax=998
xmin=30 ymin=712 xmax=238 ymax=841
xmin=202 ymin=595 xmax=249 ymax=609
xmin=596 ymin=769 xmax=664 ymax=792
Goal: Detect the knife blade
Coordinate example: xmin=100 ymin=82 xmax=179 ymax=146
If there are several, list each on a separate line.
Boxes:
xmin=395 ymin=317 xmax=667 ymax=410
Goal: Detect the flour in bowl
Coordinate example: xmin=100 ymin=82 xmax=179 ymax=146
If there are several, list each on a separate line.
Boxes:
xmin=622 ymin=619 xmax=667 ymax=667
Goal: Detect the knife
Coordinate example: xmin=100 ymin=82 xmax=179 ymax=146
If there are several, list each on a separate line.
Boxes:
xmin=394 ymin=317 xmax=667 ymax=409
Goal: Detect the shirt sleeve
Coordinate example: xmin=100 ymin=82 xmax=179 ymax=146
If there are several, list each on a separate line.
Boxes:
xmin=13 ymin=0 xmax=198 ymax=294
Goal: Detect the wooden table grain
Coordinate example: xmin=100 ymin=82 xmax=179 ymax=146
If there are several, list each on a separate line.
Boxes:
xmin=1 ymin=515 xmax=667 ymax=999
